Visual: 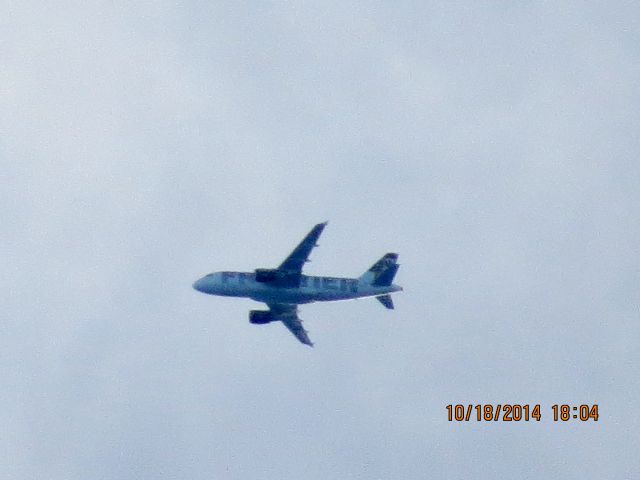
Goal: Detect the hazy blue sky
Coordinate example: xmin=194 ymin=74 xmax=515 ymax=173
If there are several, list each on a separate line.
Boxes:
xmin=2 ymin=2 xmax=639 ymax=478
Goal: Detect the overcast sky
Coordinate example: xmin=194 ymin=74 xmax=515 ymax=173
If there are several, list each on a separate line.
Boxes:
xmin=2 ymin=2 xmax=639 ymax=479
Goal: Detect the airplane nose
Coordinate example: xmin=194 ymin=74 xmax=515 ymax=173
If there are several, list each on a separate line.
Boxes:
xmin=193 ymin=277 xmax=206 ymax=292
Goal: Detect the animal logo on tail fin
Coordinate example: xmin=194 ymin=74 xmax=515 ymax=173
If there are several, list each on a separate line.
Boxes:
xmin=359 ymin=253 xmax=399 ymax=286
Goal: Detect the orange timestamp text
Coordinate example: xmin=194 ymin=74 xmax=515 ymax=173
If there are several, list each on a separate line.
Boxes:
xmin=446 ymin=404 xmax=599 ymax=422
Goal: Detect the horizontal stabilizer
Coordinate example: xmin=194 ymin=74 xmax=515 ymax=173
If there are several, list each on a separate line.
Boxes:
xmin=375 ymin=294 xmax=394 ymax=309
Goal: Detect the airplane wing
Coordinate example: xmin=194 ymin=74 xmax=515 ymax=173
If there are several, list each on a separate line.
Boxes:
xmin=268 ymin=303 xmax=313 ymax=347
xmin=277 ymin=222 xmax=327 ymax=275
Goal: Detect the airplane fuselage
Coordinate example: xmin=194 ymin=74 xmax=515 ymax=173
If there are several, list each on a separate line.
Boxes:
xmin=193 ymin=222 xmax=402 ymax=346
xmin=193 ymin=271 xmax=402 ymax=305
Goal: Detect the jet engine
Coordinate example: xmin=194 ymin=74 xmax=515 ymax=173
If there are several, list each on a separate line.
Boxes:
xmin=249 ymin=310 xmax=274 ymax=324
xmin=254 ymin=268 xmax=279 ymax=283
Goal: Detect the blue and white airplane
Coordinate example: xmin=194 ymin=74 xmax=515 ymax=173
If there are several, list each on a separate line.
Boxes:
xmin=192 ymin=222 xmax=402 ymax=346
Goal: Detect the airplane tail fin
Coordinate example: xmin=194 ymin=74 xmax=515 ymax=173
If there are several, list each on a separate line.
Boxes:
xmin=359 ymin=253 xmax=399 ymax=286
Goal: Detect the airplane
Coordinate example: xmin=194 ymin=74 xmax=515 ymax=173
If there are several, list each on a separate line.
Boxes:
xmin=192 ymin=222 xmax=402 ymax=346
